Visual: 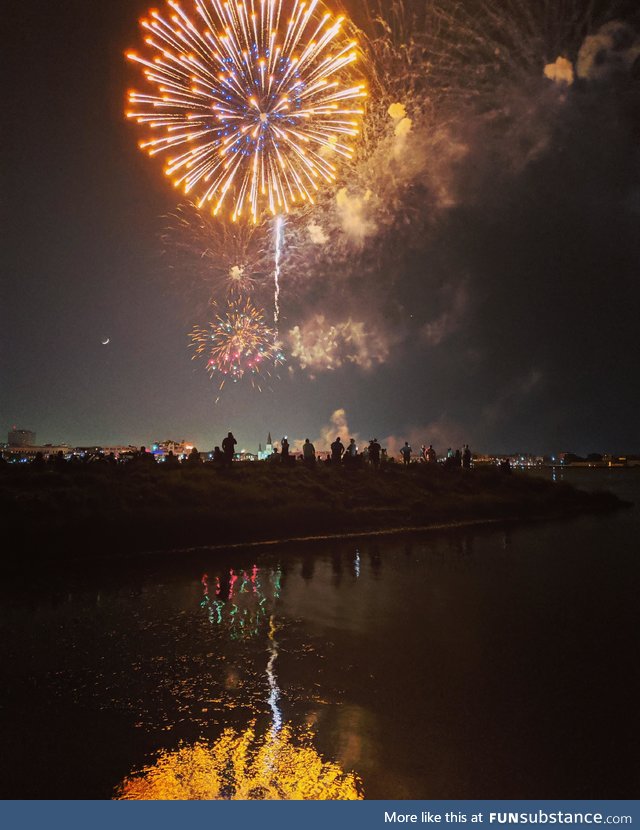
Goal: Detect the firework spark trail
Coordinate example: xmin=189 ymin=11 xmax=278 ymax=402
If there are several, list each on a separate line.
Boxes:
xmin=273 ymin=217 xmax=284 ymax=326
xmin=190 ymin=299 xmax=285 ymax=390
xmin=126 ymin=0 xmax=366 ymax=223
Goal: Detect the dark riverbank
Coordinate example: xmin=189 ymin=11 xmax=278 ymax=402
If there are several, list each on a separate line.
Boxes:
xmin=0 ymin=462 xmax=626 ymax=560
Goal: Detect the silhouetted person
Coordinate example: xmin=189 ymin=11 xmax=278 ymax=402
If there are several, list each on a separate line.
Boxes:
xmin=369 ymin=439 xmax=381 ymax=469
xmin=426 ymin=444 xmax=437 ymax=464
xmin=270 ymin=447 xmax=280 ymax=463
xmin=33 ymin=452 xmax=45 ymax=469
xmin=135 ymin=446 xmax=155 ymax=465
xmin=54 ymin=450 xmax=66 ymax=469
xmin=302 ymin=438 xmax=316 ymax=466
xmin=462 ymin=444 xmax=472 ymax=469
xmin=330 ymin=436 xmax=344 ymax=464
xmin=500 ymin=458 xmax=511 ymax=474
xmin=187 ymin=446 xmax=202 ymax=465
xmin=165 ymin=450 xmax=179 ymax=468
xmin=400 ymin=442 xmax=412 ymax=465
xmin=106 ymin=452 xmax=117 ymax=466
xmin=213 ymin=446 xmax=223 ymax=465
xmin=281 ymin=437 xmax=290 ymax=464
xmin=454 ymin=448 xmax=462 ymax=467
xmin=345 ymin=438 xmax=358 ymax=466
xmin=222 ymin=432 xmax=237 ymax=468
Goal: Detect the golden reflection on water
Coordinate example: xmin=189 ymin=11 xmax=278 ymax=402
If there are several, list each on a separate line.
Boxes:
xmin=117 ymin=562 xmax=363 ymax=799
xmin=115 ymin=724 xmax=363 ymax=800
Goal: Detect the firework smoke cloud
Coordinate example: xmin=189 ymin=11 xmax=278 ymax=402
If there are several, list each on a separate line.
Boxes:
xmin=288 ymin=316 xmax=389 ymax=374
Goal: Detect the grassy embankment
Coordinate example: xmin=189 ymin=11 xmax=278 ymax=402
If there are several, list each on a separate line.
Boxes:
xmin=0 ymin=461 xmax=625 ymax=558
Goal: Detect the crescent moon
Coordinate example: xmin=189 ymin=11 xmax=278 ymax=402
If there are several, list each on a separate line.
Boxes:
xmin=102 ymin=338 xmax=110 ymax=345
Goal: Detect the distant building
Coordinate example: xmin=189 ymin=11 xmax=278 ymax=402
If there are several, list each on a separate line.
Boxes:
xmin=257 ymin=432 xmax=274 ymax=461
xmin=8 ymin=428 xmax=35 ymax=447
xmin=74 ymin=445 xmax=138 ymax=459
xmin=151 ymin=439 xmax=194 ymax=461
xmin=473 ymin=453 xmax=544 ymax=468
xmin=600 ymin=454 xmax=632 ymax=468
xmin=2 ymin=443 xmax=70 ymax=461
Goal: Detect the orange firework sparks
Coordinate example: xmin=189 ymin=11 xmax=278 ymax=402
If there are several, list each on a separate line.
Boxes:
xmin=126 ymin=0 xmax=366 ymax=222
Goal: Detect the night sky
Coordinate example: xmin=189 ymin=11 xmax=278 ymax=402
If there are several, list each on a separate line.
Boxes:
xmin=3 ymin=0 xmax=639 ymax=456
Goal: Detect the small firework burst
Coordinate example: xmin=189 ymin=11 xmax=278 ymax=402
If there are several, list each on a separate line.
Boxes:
xmin=162 ymin=202 xmax=269 ymax=302
xmin=190 ymin=299 xmax=285 ymax=390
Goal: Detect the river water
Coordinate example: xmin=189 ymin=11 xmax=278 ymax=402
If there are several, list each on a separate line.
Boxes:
xmin=1 ymin=469 xmax=638 ymax=799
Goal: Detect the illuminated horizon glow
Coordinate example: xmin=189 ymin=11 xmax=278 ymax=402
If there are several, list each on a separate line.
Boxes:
xmin=126 ymin=0 xmax=366 ymax=223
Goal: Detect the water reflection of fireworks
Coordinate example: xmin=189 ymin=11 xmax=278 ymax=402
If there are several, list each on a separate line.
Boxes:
xmin=200 ymin=566 xmax=281 ymax=641
xmin=116 ymin=556 xmax=369 ymax=800
xmin=201 ymin=566 xmax=284 ymax=732
xmin=115 ymin=723 xmax=363 ymax=800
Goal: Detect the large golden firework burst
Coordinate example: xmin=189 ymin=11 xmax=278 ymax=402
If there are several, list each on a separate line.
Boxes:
xmin=126 ymin=0 xmax=366 ymax=222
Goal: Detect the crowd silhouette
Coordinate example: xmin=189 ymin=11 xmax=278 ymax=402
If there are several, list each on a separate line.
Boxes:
xmin=2 ymin=433 xmax=479 ymax=472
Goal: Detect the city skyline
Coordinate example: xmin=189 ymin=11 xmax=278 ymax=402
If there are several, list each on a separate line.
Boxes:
xmin=4 ymin=421 xmax=638 ymax=460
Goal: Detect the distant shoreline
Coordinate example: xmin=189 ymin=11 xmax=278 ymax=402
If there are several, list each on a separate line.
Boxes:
xmin=129 ymin=517 xmax=513 ymax=559
xmin=0 ymin=462 xmax=627 ymax=564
